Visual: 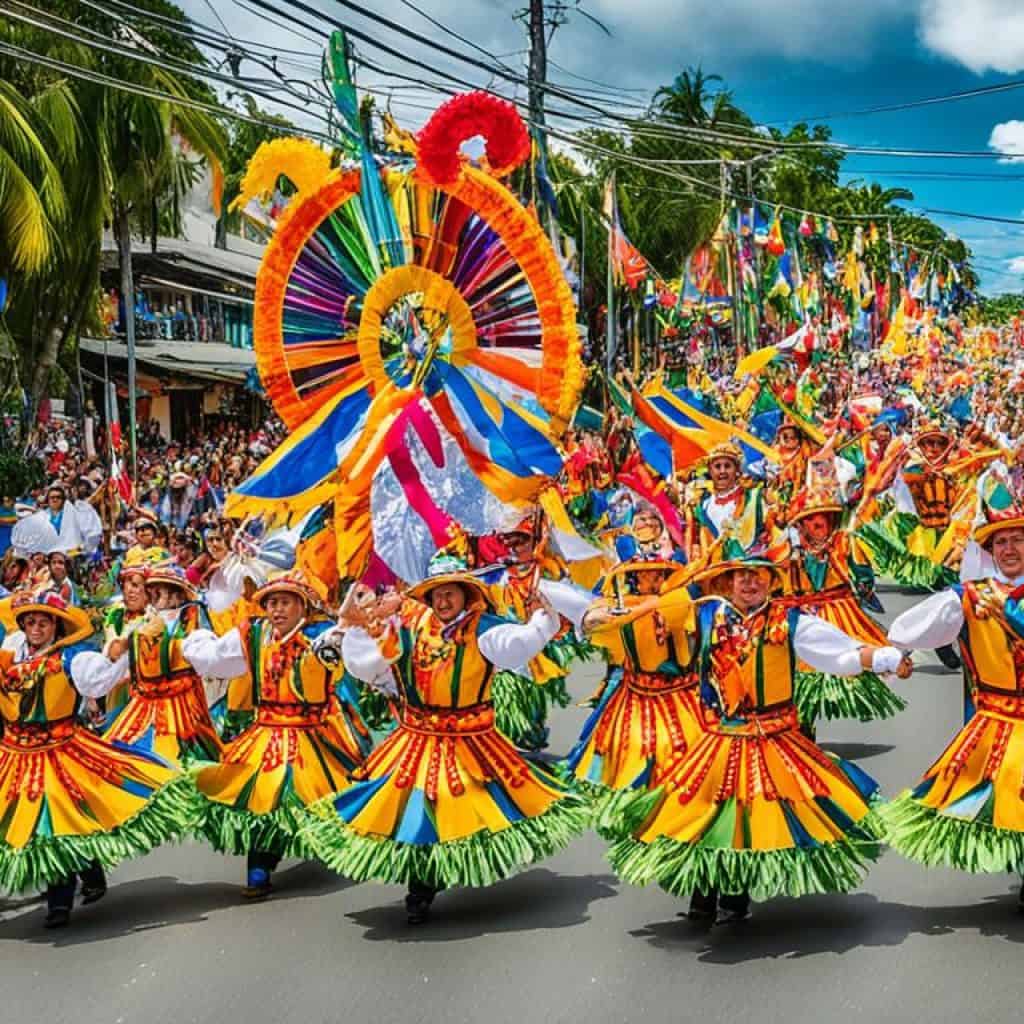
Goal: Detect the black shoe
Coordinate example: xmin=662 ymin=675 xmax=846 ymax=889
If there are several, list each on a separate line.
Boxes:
xmin=44 ymin=907 xmax=71 ymax=929
xmin=935 ymin=645 xmax=962 ymax=670
xmin=1018 ymin=882 xmax=1024 ymax=915
xmin=687 ymin=890 xmax=717 ymax=924
xmin=80 ymin=884 xmax=107 ymax=906
xmin=717 ymin=906 xmax=752 ymax=925
xmin=405 ymin=892 xmax=432 ymax=925
xmin=717 ymin=892 xmax=751 ymax=924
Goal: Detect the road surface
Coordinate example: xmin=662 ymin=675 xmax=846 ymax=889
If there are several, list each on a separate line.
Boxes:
xmin=3 ymin=586 xmax=1021 ymax=1024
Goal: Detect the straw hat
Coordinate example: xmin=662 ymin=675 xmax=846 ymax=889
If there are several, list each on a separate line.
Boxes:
xmin=0 ymin=589 xmax=92 ymax=645
xmin=406 ymin=553 xmax=493 ymax=608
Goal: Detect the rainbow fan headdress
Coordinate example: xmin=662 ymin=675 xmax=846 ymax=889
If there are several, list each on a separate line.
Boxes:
xmin=226 ymin=92 xmax=584 ymax=580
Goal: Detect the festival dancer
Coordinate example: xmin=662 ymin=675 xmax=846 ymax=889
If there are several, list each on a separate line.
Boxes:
xmin=604 ymin=541 xmax=911 ymax=924
xmin=74 ymin=565 xmax=223 ymax=766
xmin=182 ymin=571 xmax=371 ymax=900
xmin=778 ymin=486 xmax=906 ymax=727
xmin=489 ymin=514 xmax=594 ymax=750
xmin=884 ymin=488 xmax=1024 ymax=907
xmin=0 ymin=591 xmax=194 ymax=928
xmin=683 ymin=442 xmax=771 ymax=562
xmin=562 ymin=550 xmax=703 ymax=831
xmin=768 ymin=418 xmax=816 ymax=508
xmin=305 ymin=554 xmax=589 ymax=924
xmin=97 ymin=548 xmax=165 ymax=717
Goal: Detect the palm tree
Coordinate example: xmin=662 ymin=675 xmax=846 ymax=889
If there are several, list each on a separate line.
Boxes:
xmin=0 ymin=80 xmax=74 ymax=278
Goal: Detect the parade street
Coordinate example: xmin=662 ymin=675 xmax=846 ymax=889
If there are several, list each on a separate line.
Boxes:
xmin=2 ymin=585 xmax=1019 ymax=1024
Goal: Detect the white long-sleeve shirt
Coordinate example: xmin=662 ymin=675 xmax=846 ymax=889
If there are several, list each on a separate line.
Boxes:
xmin=792 ymin=614 xmax=894 ymax=676
xmin=69 ymin=650 xmax=130 ymax=698
xmin=182 ymin=627 xmax=250 ymax=679
xmin=888 ymin=575 xmax=1024 ymax=651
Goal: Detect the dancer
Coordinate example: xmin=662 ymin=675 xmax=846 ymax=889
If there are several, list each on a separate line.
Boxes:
xmin=182 ymin=571 xmax=371 ymax=900
xmin=605 ymin=542 xmax=910 ymax=923
xmin=306 ymin=554 xmax=588 ymax=924
xmin=75 ymin=565 xmax=223 ymax=766
xmin=683 ymin=442 xmax=770 ymax=562
xmin=489 ymin=514 xmax=594 ymax=749
xmin=779 ymin=486 xmax=906 ymax=727
xmin=563 ymin=550 xmax=702 ymax=832
xmin=0 ymin=591 xmax=193 ymax=928
xmin=884 ymin=488 xmax=1024 ymax=907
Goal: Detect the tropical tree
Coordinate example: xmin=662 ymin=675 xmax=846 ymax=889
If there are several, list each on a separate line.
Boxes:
xmin=0 ymin=1 xmax=228 ymax=422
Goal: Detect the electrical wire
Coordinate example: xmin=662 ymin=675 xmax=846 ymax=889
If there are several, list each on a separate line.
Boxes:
xmin=0 ymin=38 xmax=336 ymax=142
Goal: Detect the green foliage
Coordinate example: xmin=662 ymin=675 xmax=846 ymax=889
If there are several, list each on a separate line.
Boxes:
xmin=0 ymin=450 xmax=45 ymax=501
xmin=974 ymin=293 xmax=1024 ymax=324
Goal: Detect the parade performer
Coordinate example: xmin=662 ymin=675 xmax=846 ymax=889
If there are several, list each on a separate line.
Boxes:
xmin=604 ymin=542 xmax=910 ymax=923
xmin=779 ymin=486 xmax=906 ymax=726
xmin=74 ymin=565 xmax=223 ymax=767
xmin=97 ymin=548 xmax=166 ymax=717
xmin=884 ymin=486 xmax=1024 ymax=905
xmin=562 ymin=550 xmax=702 ymax=831
xmin=489 ymin=515 xmax=595 ymax=749
xmin=305 ymin=554 xmax=588 ymax=924
xmin=858 ymin=420 xmax=965 ymax=594
xmin=0 ymin=591 xmax=194 ymax=928
xmin=768 ymin=418 xmax=816 ymax=508
xmin=683 ymin=442 xmax=771 ymax=562
xmin=182 ymin=571 xmax=371 ymax=900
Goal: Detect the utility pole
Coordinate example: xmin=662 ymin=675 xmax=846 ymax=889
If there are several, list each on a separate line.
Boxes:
xmin=527 ymin=0 xmax=547 ymax=138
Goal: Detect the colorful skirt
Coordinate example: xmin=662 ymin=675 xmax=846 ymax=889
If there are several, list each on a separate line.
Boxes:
xmin=491 ymin=632 xmax=593 ymax=749
xmin=104 ymin=674 xmax=224 ymax=766
xmin=882 ymin=691 xmax=1024 ymax=874
xmin=563 ymin=669 xmax=704 ymax=832
xmin=786 ymin=592 xmax=907 ymax=724
xmin=305 ymin=703 xmax=589 ymax=889
xmin=857 ymin=516 xmax=957 ymax=591
xmin=609 ymin=704 xmax=883 ymax=900
xmin=193 ymin=700 xmax=371 ymax=858
xmin=0 ymin=717 xmax=195 ymax=893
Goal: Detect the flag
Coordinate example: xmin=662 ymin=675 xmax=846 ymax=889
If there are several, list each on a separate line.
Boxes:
xmin=603 ymin=178 xmax=649 ymax=290
xmin=766 ymin=211 xmax=785 ymax=256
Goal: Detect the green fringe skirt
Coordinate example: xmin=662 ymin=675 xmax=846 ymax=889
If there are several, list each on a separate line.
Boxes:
xmin=793 ymin=670 xmax=907 ymax=725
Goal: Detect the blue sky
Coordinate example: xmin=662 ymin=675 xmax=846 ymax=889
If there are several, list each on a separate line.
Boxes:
xmin=185 ymin=0 xmax=1024 ymax=293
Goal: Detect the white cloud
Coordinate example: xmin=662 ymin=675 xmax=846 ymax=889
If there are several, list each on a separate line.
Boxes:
xmin=989 ymin=120 xmax=1024 ymax=162
xmin=919 ymin=0 xmax=1024 ymax=73
xmin=1006 ymin=256 xmax=1024 ymax=274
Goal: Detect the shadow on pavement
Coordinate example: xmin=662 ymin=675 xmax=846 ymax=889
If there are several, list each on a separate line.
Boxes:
xmin=0 ymin=861 xmax=353 ymax=946
xmin=631 ymin=888 xmax=1024 ymax=961
xmin=822 ymin=742 xmax=895 ymax=761
xmin=347 ymin=868 xmax=619 ymax=941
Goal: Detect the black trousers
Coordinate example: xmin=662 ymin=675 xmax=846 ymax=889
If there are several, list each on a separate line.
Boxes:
xmin=46 ymin=861 xmax=106 ymax=913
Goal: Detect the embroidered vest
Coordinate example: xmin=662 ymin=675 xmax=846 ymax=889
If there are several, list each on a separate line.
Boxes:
xmin=0 ymin=649 xmax=78 ymax=726
xmin=395 ymin=606 xmax=495 ymax=709
xmin=242 ymin=619 xmax=334 ymax=707
xmin=699 ymin=599 xmax=797 ymax=714
xmin=960 ymin=581 xmax=1024 ymax=696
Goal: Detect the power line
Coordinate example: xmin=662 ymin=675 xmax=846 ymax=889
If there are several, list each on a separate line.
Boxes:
xmin=0 ymin=37 xmax=336 ymax=142
xmin=3 ymin=4 xmax=333 ymax=126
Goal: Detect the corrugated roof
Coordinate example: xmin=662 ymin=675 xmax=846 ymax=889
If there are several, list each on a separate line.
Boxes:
xmin=80 ymin=337 xmax=255 ymax=384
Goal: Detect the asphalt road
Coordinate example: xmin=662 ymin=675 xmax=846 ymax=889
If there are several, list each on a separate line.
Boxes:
xmin=4 ymin=586 xmax=1022 ymax=1024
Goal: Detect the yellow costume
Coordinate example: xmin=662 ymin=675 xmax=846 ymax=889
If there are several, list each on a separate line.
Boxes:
xmin=564 ymin=572 xmax=703 ymax=830
xmin=0 ymin=593 xmax=193 ymax=894
xmin=609 ymin=555 xmax=885 ymax=901
xmin=307 ymin=563 xmax=587 ymax=889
